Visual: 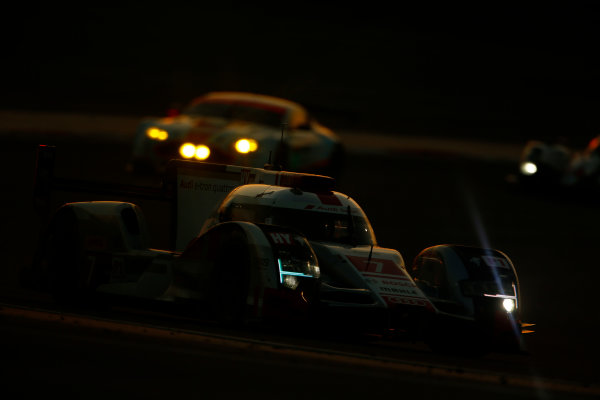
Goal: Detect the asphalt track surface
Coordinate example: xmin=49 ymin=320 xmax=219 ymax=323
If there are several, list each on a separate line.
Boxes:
xmin=1 ymin=113 xmax=599 ymax=399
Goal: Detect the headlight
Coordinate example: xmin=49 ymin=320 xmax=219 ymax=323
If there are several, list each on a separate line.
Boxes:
xmin=502 ymin=298 xmax=515 ymax=313
xmin=520 ymin=162 xmax=537 ymax=175
xmin=146 ymin=127 xmax=168 ymax=141
xmin=235 ymin=138 xmax=258 ymax=154
xmin=282 ymin=275 xmax=300 ymax=290
xmin=179 ymin=143 xmax=211 ymax=160
xmin=195 ymin=145 xmax=210 ymax=160
xmin=180 ymin=143 xmax=196 ymax=158
xmin=278 ymin=257 xmax=320 ymax=290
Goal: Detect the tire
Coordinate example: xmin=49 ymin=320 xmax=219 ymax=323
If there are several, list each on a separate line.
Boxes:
xmin=209 ymin=235 xmax=251 ymax=326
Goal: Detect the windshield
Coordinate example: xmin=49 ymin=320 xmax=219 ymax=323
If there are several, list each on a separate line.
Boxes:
xmin=183 ymin=99 xmax=287 ymax=127
xmin=219 ymin=202 xmax=376 ymax=246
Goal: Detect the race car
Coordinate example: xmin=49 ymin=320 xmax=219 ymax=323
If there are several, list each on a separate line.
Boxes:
xmin=198 ymin=178 xmax=528 ymax=351
xmin=510 ymin=139 xmax=572 ymax=188
xmin=24 ymin=145 xmax=529 ymax=352
xmin=129 ymin=91 xmax=345 ymax=177
xmin=508 ymin=136 xmax=600 ymax=194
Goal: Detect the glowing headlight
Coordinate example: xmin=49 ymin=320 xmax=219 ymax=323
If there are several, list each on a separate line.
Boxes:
xmin=502 ymin=298 xmax=516 ymax=313
xmin=195 ymin=145 xmax=210 ymax=160
xmin=521 ymin=162 xmax=538 ymax=175
xmin=180 ymin=143 xmax=197 ymax=158
xmin=235 ymin=138 xmax=258 ymax=154
xmin=179 ymin=143 xmax=211 ymax=160
xmin=282 ymin=275 xmax=300 ymax=290
xmin=277 ymin=257 xmax=320 ymax=290
xmin=146 ymin=127 xmax=168 ymax=141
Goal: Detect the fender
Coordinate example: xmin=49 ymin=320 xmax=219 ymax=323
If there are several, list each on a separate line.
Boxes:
xmin=173 ymin=221 xmax=319 ymax=322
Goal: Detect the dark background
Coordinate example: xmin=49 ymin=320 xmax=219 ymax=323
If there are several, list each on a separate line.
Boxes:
xmin=3 ymin=2 xmax=600 ymax=146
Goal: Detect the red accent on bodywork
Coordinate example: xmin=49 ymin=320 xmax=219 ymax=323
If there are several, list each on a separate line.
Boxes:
xmin=346 ymin=255 xmax=402 ymax=275
xmin=588 ymin=137 xmax=600 ymax=152
xmin=381 ymin=295 xmax=434 ymax=308
xmin=316 ymin=193 xmax=342 ymax=206
xmin=347 ymin=255 xmax=435 ymax=312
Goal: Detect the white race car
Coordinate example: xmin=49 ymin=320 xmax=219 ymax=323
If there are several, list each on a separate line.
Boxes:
xmin=130 ymin=91 xmax=344 ymax=177
xmin=25 ymin=145 xmax=530 ymax=352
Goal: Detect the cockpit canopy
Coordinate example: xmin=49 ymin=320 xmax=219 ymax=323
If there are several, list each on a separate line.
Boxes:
xmin=217 ymin=184 xmax=377 ymax=246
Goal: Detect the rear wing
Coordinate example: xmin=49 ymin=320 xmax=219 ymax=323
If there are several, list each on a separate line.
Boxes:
xmin=34 ymin=145 xmax=335 ymax=252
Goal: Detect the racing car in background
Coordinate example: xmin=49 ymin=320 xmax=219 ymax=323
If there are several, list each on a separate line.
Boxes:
xmin=508 ymin=135 xmax=600 ymax=193
xmin=129 ymin=91 xmax=345 ymax=178
xmin=510 ymin=139 xmax=572 ymax=187
xmin=24 ymin=145 xmax=530 ymax=353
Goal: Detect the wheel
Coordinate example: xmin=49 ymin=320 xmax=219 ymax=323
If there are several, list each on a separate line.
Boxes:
xmin=209 ymin=235 xmax=251 ymax=326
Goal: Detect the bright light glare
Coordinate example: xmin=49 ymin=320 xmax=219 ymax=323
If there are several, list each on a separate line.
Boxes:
xmin=503 ymin=298 xmax=515 ymax=313
xmin=521 ymin=162 xmax=538 ymax=175
xmin=146 ymin=127 xmax=168 ymax=141
xmin=235 ymin=139 xmax=258 ymax=154
xmin=195 ymin=145 xmax=210 ymax=160
xmin=180 ymin=143 xmax=196 ymax=158
xmin=283 ymin=275 xmax=299 ymax=290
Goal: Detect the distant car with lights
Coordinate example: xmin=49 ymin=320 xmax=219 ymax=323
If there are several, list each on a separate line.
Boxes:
xmin=509 ymin=136 xmax=600 ymax=193
xmin=511 ymin=139 xmax=572 ymax=187
xmin=24 ymin=145 xmax=530 ymax=352
xmin=129 ymin=91 xmax=344 ymax=177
